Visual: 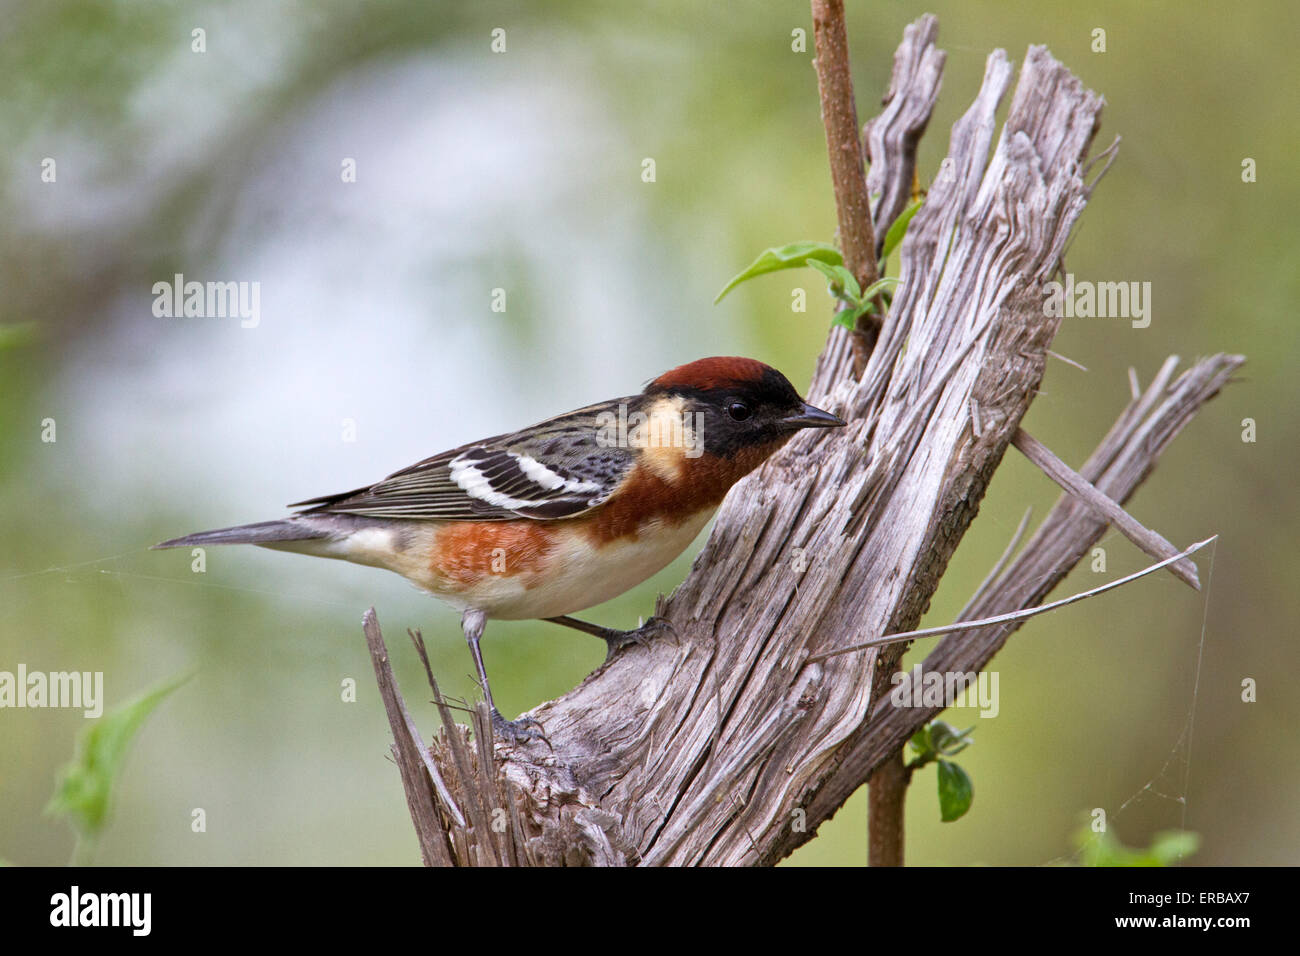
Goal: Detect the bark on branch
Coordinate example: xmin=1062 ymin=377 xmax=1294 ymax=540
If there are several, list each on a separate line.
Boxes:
xmin=811 ymin=0 xmax=878 ymax=377
xmin=361 ymin=17 xmax=1243 ymax=866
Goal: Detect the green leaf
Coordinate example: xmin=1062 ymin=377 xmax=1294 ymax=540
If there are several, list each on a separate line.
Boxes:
xmin=909 ymin=725 xmax=934 ymax=758
xmin=881 ymin=199 xmax=923 ymax=260
xmin=1147 ymin=830 xmax=1201 ymax=865
xmin=860 ymin=276 xmax=901 ymax=300
xmin=929 ymin=720 xmax=975 ymax=757
xmin=805 ymin=258 xmax=861 ymax=301
xmin=714 ymin=241 xmax=844 ymax=302
xmin=936 ymin=759 xmax=974 ymax=822
xmin=45 ymin=672 xmax=193 ymax=837
xmin=830 ymin=308 xmax=857 ymax=331
xmin=1077 ymin=827 xmax=1200 ymax=867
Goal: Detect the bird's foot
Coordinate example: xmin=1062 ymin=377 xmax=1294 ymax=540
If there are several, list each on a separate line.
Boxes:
xmin=598 ymin=615 xmax=677 ymax=662
xmin=490 ymin=708 xmax=551 ymax=748
xmin=544 ymin=613 xmax=679 ymax=661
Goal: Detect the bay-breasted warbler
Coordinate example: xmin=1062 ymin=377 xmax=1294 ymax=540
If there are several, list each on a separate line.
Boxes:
xmin=156 ymin=356 xmax=845 ymax=740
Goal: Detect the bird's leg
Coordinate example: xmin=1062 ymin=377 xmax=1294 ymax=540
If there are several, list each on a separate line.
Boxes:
xmin=461 ymin=608 xmax=547 ymax=745
xmin=545 ymin=614 xmax=677 ymax=661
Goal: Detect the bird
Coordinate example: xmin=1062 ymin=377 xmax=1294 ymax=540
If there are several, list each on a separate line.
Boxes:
xmin=154 ymin=356 xmax=846 ymax=741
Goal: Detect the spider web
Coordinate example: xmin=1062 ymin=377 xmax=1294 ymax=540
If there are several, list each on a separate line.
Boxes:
xmin=1037 ymin=536 xmax=1219 ymax=866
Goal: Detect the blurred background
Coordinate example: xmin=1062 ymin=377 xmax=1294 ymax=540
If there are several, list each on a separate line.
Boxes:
xmin=2 ymin=0 xmax=1295 ymax=866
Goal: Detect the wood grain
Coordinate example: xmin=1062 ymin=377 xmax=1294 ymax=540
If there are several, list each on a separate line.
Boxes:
xmin=360 ymin=18 xmax=1243 ymax=866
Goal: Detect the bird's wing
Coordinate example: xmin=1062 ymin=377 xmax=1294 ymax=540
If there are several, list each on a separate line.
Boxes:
xmin=289 ymin=400 xmax=638 ymax=522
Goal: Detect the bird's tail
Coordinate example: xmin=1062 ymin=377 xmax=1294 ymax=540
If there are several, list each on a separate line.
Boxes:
xmin=152 ymin=518 xmax=329 ymax=550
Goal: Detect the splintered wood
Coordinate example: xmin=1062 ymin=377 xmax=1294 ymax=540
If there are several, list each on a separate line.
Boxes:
xmin=362 ymin=15 xmax=1243 ymax=866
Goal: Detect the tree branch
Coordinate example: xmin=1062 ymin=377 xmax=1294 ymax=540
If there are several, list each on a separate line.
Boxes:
xmin=1011 ymin=427 xmax=1199 ymax=589
xmin=798 ymin=353 xmax=1243 ymax=838
xmin=362 ymin=608 xmax=455 ymax=866
xmin=811 ymin=0 xmax=878 ymax=374
xmin=359 ymin=18 xmax=1243 ymax=866
xmin=824 ymin=9 xmax=946 ymax=866
xmin=867 ymin=750 xmax=910 ymax=866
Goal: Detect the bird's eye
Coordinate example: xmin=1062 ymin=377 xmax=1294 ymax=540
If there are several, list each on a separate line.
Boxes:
xmin=727 ymin=401 xmax=751 ymax=422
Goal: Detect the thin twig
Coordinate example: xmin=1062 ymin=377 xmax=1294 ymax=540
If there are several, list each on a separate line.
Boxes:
xmin=361 ymin=608 xmax=455 ymax=865
xmin=1048 ymin=349 xmax=1088 ymax=372
xmin=432 ymin=678 xmax=495 ymax=864
xmin=1012 ymin=427 xmax=1200 ymax=589
xmin=811 ymin=0 xmax=878 ymax=374
xmin=405 ymin=628 xmax=469 ymax=828
xmin=473 ymin=701 xmax=510 ymax=864
xmin=810 ymin=536 xmax=1216 ymax=663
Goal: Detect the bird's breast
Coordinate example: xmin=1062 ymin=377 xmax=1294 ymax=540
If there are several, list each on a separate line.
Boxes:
xmin=423 ymin=506 xmax=716 ymax=620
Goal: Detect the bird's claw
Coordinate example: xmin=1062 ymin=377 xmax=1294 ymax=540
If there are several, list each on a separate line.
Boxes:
xmin=491 ymin=709 xmax=551 ymax=748
xmin=602 ymin=615 xmax=677 ymax=661
xmin=640 ymin=615 xmax=679 ymax=643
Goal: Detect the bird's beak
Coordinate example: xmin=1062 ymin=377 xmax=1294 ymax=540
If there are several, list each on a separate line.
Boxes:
xmin=782 ymin=402 xmax=847 ymax=429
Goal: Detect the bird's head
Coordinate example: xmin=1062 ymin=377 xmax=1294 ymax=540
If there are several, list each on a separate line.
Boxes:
xmin=643 ymin=356 xmax=845 ymax=461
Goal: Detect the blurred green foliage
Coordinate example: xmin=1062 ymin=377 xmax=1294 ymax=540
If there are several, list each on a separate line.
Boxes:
xmin=1074 ymin=827 xmax=1200 ymax=867
xmin=46 ymin=673 xmax=191 ymax=863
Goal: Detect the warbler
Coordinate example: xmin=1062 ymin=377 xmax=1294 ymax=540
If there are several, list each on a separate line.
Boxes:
xmin=155 ymin=356 xmax=845 ymax=740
